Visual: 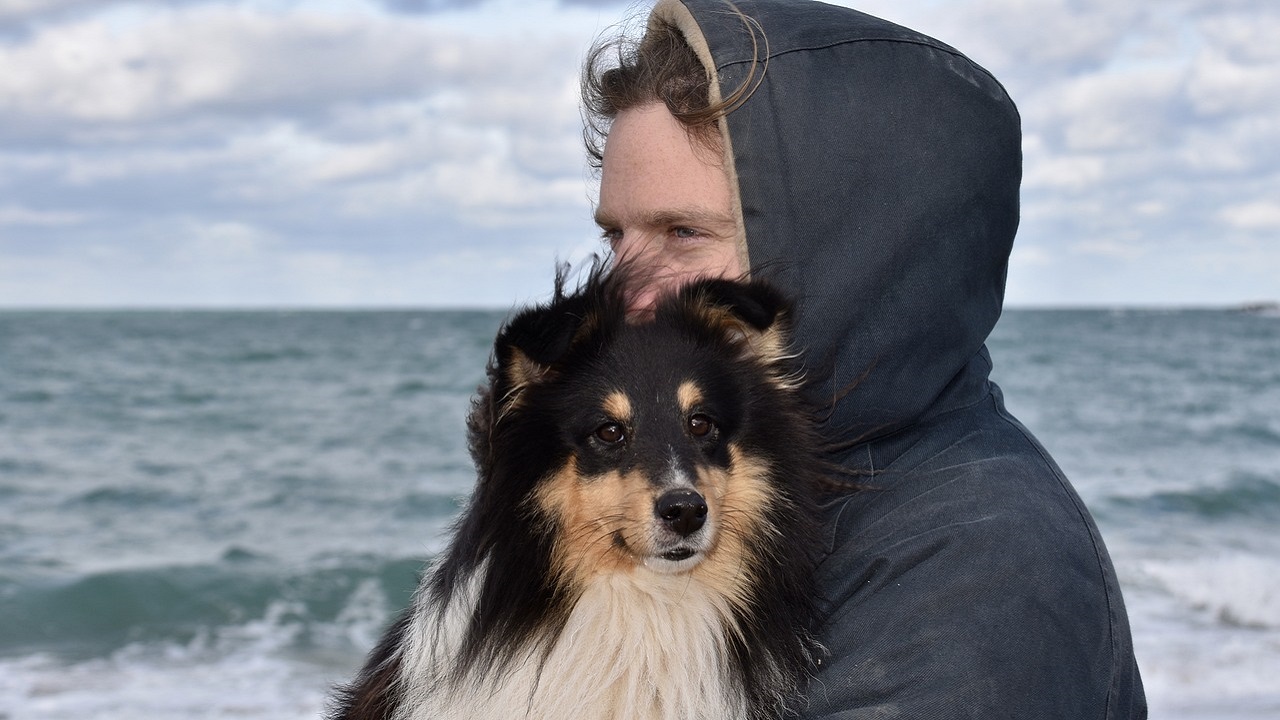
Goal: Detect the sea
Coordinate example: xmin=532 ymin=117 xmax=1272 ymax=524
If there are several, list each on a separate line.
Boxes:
xmin=1 ymin=307 xmax=1277 ymax=719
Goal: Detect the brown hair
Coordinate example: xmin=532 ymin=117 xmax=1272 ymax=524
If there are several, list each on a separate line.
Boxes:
xmin=580 ymin=9 xmax=763 ymax=168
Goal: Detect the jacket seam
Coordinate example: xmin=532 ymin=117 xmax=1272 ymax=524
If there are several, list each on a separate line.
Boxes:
xmin=716 ymin=36 xmax=1013 ymax=105
xmin=991 ymin=394 xmax=1120 ymax=720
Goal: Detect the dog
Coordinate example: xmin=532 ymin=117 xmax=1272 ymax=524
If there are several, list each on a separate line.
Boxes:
xmin=330 ymin=268 xmax=828 ymax=720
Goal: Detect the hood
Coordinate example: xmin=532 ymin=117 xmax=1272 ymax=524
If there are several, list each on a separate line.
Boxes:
xmin=654 ymin=0 xmax=1022 ymax=442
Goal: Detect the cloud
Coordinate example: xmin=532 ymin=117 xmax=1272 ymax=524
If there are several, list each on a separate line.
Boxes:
xmin=926 ymin=3 xmax=1277 ymax=297
xmin=0 ymin=0 xmax=219 ymax=39
xmin=2 ymin=0 xmax=1277 ymax=307
xmin=1219 ymin=202 xmax=1280 ymax=231
xmin=831 ymin=0 xmax=1280 ymax=306
xmin=374 ymin=0 xmax=629 ymax=15
xmin=0 ymin=0 xmax=608 ymax=308
xmin=0 ymin=203 xmax=86 ymax=226
xmin=555 ymin=0 xmax=633 ymax=6
xmin=0 ymin=218 xmax=592 ymax=307
xmin=0 ymin=8 xmax=471 ymax=130
xmin=0 ymin=0 xmax=601 ymax=303
xmin=376 ymin=0 xmax=486 ymax=14
xmin=1071 ymin=239 xmax=1148 ymax=261
xmin=0 ymin=0 xmax=99 ymax=24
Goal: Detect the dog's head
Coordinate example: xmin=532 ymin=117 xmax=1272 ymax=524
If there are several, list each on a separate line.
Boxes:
xmin=468 ymin=269 xmax=808 ymax=591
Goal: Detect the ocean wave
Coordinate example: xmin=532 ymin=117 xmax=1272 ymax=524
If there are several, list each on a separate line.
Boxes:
xmin=0 ymin=458 xmax=51 ymax=477
xmin=2 ymin=308 xmax=1273 ymax=718
xmin=6 ymin=389 xmax=56 ymax=404
xmin=63 ymin=485 xmax=193 ymax=510
xmin=0 ymin=587 xmax=383 ymax=720
xmin=0 ymin=556 xmax=420 ymax=661
xmin=225 ymin=348 xmax=312 ymax=364
xmin=1109 ymin=472 xmax=1280 ymax=522
xmin=1133 ymin=551 xmax=1280 ymax=718
xmin=1142 ymin=552 xmax=1280 ymax=630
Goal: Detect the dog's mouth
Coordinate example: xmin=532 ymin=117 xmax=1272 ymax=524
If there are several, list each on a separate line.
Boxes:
xmin=645 ymin=545 xmax=704 ymax=573
xmin=613 ymin=532 xmax=705 ymax=571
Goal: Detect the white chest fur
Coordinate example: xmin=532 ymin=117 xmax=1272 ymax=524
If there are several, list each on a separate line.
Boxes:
xmin=397 ymin=567 xmax=748 ymax=720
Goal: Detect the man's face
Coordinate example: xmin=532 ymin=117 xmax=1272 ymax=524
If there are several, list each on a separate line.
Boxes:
xmin=595 ymin=102 xmax=743 ymax=315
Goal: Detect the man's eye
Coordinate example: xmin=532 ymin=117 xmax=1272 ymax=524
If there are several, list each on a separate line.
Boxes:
xmin=599 ymin=228 xmax=622 ymax=246
xmin=672 ymin=227 xmax=701 ymax=239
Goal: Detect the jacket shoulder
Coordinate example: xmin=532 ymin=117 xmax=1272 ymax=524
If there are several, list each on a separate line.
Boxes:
xmin=805 ymin=402 xmax=1146 ymax=718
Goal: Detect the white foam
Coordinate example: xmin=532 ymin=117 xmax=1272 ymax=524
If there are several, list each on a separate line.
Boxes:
xmin=1142 ymin=552 xmax=1280 ymax=630
xmin=6 ymin=552 xmax=1280 ymax=720
xmin=0 ymin=582 xmax=391 ymax=720
xmin=1126 ymin=551 xmax=1280 ymax=718
xmin=1135 ymin=619 xmax=1280 ymax=718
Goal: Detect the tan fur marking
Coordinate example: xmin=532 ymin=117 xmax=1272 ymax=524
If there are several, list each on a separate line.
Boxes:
xmin=534 ymin=462 xmax=648 ymax=588
xmin=749 ymin=325 xmax=789 ymax=365
xmin=693 ymin=302 xmax=801 ymax=390
xmin=502 ymin=347 xmax=550 ymax=411
xmin=676 ymin=381 xmax=703 ymax=414
xmin=533 ymin=444 xmax=778 ymax=613
xmin=602 ymin=391 xmax=632 ymax=424
xmin=689 ymin=445 xmax=778 ymax=608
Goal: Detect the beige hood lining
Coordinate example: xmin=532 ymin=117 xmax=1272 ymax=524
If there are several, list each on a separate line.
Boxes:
xmin=650 ymin=0 xmax=751 ymax=276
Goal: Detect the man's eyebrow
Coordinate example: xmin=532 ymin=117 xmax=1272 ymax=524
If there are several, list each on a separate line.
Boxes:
xmin=593 ymin=207 xmax=736 ymax=228
xmin=593 ymin=208 xmax=617 ymax=228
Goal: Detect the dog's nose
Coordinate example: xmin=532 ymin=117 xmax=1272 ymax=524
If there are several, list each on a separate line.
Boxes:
xmin=655 ymin=490 xmax=708 ymax=537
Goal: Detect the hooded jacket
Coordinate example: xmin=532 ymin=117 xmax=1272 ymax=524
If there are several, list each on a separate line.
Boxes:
xmin=651 ymin=0 xmax=1147 ymax=716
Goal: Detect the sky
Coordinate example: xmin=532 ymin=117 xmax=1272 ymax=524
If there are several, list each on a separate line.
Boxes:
xmin=0 ymin=0 xmax=1276 ymax=308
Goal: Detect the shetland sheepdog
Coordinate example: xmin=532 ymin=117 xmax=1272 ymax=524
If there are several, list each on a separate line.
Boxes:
xmin=330 ymin=269 xmax=828 ymax=720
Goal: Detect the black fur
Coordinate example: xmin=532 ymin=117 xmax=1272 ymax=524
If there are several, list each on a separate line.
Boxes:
xmin=330 ymin=266 xmax=830 ymax=719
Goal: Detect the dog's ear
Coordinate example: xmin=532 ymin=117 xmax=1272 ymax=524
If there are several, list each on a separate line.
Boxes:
xmin=686 ymin=278 xmax=788 ymax=331
xmin=494 ymin=293 xmax=593 ymax=394
xmin=469 ymin=297 xmax=597 ymax=478
xmin=467 ymin=264 xmax=618 ymax=478
xmin=490 ymin=263 xmax=623 ymax=412
xmin=678 ymin=278 xmax=795 ymax=368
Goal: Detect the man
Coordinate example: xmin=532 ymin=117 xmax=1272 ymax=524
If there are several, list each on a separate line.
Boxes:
xmin=583 ymin=0 xmax=1147 ymax=717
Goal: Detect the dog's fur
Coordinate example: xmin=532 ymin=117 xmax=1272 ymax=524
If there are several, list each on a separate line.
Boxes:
xmin=329 ymin=270 xmax=828 ymax=720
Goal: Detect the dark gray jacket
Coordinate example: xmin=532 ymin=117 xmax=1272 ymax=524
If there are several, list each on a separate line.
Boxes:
xmin=656 ymin=0 xmax=1148 ymax=716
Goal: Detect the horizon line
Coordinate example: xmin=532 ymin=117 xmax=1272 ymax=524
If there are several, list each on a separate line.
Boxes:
xmin=1 ymin=301 xmax=1275 ymax=313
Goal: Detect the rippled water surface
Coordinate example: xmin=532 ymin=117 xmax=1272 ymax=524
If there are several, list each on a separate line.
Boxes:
xmin=1 ymin=308 xmax=1277 ymax=719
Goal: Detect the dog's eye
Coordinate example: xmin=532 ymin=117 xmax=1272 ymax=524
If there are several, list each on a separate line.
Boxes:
xmin=594 ymin=422 xmax=625 ymax=444
xmin=687 ymin=414 xmax=715 ymax=438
